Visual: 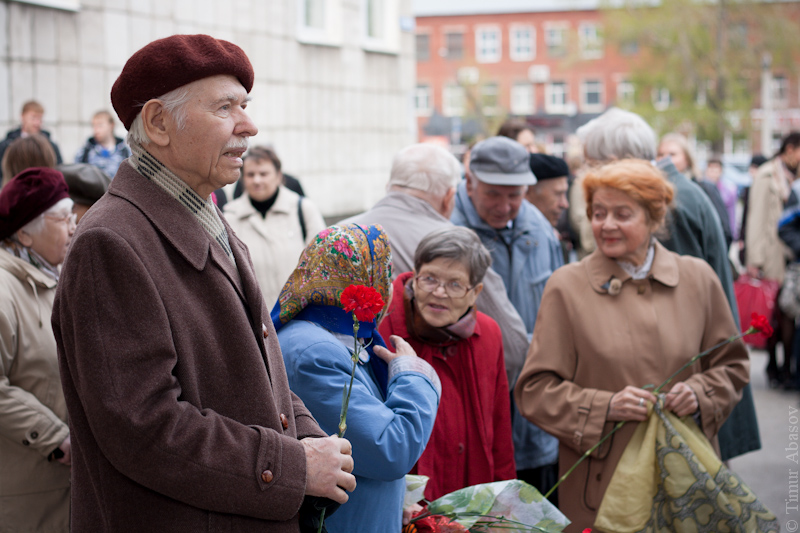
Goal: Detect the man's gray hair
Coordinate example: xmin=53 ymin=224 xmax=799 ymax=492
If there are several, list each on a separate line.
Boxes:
xmin=576 ymin=107 xmax=658 ymax=162
xmin=20 ymin=197 xmax=74 ymax=236
xmin=127 ymin=84 xmax=194 ymax=145
xmin=389 ymin=143 xmax=461 ymax=198
xmin=414 ymin=226 xmax=492 ymax=287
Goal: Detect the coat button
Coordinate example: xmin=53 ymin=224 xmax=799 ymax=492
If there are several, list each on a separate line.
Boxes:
xmin=637 ymin=285 xmax=646 ymax=295
xmin=280 ymin=413 xmax=289 ymax=430
xmin=458 ymin=443 xmax=465 ymax=454
xmin=22 ymin=439 xmax=29 ymax=446
xmin=30 ymin=431 xmax=38 ymax=439
xmin=262 ymin=324 xmax=269 ymax=338
xmin=261 ymin=470 xmax=274 ymax=483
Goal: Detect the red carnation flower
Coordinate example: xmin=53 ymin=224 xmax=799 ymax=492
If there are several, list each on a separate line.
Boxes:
xmin=341 ymin=284 xmax=385 ymax=322
xmin=748 ymin=313 xmax=773 ymax=338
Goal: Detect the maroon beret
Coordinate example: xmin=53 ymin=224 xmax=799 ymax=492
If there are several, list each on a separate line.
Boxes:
xmin=111 ymin=34 xmax=255 ymax=130
xmin=0 ymin=167 xmax=70 ymax=240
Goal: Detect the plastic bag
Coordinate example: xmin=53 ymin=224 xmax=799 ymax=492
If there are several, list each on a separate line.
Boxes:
xmin=734 ymin=275 xmax=779 ymax=349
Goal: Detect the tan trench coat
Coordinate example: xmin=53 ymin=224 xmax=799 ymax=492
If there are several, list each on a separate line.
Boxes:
xmin=514 ymin=242 xmax=749 ymax=531
xmin=0 ymin=247 xmax=70 ymax=531
xmin=746 ymin=158 xmax=795 ymax=283
xmin=224 ymin=187 xmax=325 ymax=307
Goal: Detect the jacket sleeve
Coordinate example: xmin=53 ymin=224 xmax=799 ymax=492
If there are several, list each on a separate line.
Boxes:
xmin=475 ymin=269 xmax=530 ymax=388
xmin=683 ymin=264 xmax=750 ymax=440
xmin=282 ymin=330 xmax=440 ymax=482
xmin=745 ymin=173 xmax=772 ymax=271
xmin=699 ymin=192 xmax=739 ymax=326
xmin=514 ymin=277 xmax=615 ymax=458
xmin=54 ymin=228 xmax=308 ymax=521
xmin=0 ymin=308 xmax=69 ymax=457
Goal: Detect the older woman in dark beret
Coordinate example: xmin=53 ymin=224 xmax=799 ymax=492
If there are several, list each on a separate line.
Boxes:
xmin=0 ymin=167 xmax=75 ymax=531
xmin=515 ymin=159 xmax=749 ymax=531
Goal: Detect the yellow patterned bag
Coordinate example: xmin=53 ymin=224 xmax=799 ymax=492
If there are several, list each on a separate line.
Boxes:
xmin=594 ymin=400 xmax=778 ymax=533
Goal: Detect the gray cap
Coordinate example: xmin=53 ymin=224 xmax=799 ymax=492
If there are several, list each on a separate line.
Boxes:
xmin=58 ymin=163 xmax=111 ymax=206
xmin=469 ymin=136 xmax=537 ymax=186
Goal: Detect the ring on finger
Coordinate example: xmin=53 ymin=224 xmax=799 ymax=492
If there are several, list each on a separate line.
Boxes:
xmin=638 ymin=397 xmax=645 ymax=407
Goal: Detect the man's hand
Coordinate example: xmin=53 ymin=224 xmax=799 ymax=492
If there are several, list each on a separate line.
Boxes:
xmin=373 ymin=335 xmax=417 ymax=364
xmin=302 ymin=436 xmax=356 ymax=504
xmin=56 ymin=435 xmax=71 ymax=466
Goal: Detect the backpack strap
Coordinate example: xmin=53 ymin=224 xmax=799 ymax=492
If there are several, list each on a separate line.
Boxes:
xmin=298 ymin=196 xmax=307 ymax=242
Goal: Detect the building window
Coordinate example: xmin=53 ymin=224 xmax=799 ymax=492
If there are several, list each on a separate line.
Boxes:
xmin=773 ymin=75 xmax=789 ymax=106
xmin=545 ymin=23 xmax=568 ymax=57
xmin=415 ymin=85 xmax=432 ymax=116
xmin=510 ymin=25 xmax=535 ymax=62
xmin=444 ymin=32 xmax=463 ymax=60
xmin=443 ymin=84 xmax=465 ymax=117
xmin=416 ymin=34 xmax=430 ymax=61
xmin=297 ymin=0 xmax=343 ymax=46
xmin=361 ymin=0 xmax=399 ymax=53
xmin=546 ymin=81 xmax=568 ymax=113
xmin=617 ymin=80 xmax=634 ymax=105
xmin=581 ymin=80 xmax=604 ymax=112
xmin=652 ymin=88 xmax=670 ymax=111
xmin=579 ymin=23 xmax=603 ymax=59
xmin=511 ymin=83 xmax=534 ymax=115
xmin=481 ymin=83 xmax=499 ymax=115
xmin=475 ymin=26 xmax=501 ymax=63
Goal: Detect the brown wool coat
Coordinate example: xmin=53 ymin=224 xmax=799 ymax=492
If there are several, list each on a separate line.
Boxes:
xmin=514 ymin=242 xmax=749 ymax=532
xmin=52 ymin=161 xmax=326 ymax=532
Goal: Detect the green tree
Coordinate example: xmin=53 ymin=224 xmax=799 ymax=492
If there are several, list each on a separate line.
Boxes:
xmin=601 ymin=0 xmax=800 ymax=152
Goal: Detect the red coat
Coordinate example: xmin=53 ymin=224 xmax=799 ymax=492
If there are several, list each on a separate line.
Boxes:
xmin=379 ymin=273 xmax=516 ymax=501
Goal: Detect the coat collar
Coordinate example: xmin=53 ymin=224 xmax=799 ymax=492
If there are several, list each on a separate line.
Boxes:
xmin=224 ymin=186 xmax=295 ymax=219
xmin=584 ymin=240 xmax=679 ymax=294
xmin=0 ymin=247 xmax=57 ymax=289
xmin=107 ymin=161 xmax=246 ymax=300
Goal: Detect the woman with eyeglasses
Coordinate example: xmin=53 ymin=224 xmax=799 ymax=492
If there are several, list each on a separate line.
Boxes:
xmin=0 ymin=167 xmax=75 ymax=531
xmin=378 ymin=226 xmax=516 ymax=502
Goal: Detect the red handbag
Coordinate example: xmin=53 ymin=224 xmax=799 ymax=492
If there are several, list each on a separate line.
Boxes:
xmin=734 ymin=275 xmax=779 ymax=349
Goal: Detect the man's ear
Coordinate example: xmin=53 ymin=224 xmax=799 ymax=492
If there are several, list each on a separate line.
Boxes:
xmin=141 ymin=100 xmax=171 ymax=147
xmin=441 ymin=186 xmax=456 ymax=217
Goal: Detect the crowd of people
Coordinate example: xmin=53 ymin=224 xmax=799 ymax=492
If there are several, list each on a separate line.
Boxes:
xmin=0 ymin=32 xmax=790 ymax=533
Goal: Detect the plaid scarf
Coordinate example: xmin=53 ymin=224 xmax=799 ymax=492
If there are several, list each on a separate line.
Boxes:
xmin=129 ymin=140 xmax=235 ymax=265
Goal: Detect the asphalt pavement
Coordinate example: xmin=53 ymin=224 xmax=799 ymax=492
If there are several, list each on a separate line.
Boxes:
xmin=729 ymin=348 xmax=800 ymax=531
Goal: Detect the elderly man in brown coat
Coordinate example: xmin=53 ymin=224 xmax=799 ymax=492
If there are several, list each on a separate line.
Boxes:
xmin=52 ymin=34 xmax=355 ymax=532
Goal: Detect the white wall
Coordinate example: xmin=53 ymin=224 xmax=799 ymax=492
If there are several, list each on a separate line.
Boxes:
xmin=0 ymin=0 xmax=417 ymax=216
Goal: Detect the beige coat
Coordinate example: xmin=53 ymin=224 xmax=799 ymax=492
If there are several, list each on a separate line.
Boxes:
xmin=0 ymin=247 xmax=70 ymax=531
xmin=746 ymin=158 xmax=794 ymax=282
xmin=514 ymin=242 xmax=749 ymax=531
xmin=224 ymin=187 xmax=326 ymax=307
xmin=568 ymin=168 xmax=596 ymax=259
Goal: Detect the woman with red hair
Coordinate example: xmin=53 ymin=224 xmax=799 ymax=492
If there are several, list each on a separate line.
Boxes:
xmin=514 ymin=159 xmax=750 ymax=531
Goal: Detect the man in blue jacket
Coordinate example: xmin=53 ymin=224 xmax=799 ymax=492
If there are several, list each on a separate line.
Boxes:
xmin=451 ymin=135 xmax=563 ymax=502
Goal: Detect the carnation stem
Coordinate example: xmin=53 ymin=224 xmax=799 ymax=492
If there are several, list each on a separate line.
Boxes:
xmin=543 ymin=327 xmax=754 ymax=501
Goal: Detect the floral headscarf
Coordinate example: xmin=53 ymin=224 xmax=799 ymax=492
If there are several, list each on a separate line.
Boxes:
xmin=273 ymin=223 xmax=392 ymax=327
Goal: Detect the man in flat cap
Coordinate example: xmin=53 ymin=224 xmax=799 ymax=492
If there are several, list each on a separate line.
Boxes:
xmin=57 ymin=163 xmax=111 ymax=222
xmin=52 ymin=34 xmax=355 ymax=532
xmin=451 ymin=135 xmax=563 ymax=502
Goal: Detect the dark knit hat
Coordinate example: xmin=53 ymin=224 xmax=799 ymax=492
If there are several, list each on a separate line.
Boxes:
xmin=529 ymin=153 xmax=569 ymax=181
xmin=58 ymin=163 xmax=111 ymax=206
xmin=0 ymin=167 xmax=70 ymax=240
xmin=111 ymin=34 xmax=255 ymax=129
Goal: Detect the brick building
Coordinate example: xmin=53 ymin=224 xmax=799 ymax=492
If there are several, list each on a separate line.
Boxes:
xmin=414 ymin=0 xmax=800 ymax=158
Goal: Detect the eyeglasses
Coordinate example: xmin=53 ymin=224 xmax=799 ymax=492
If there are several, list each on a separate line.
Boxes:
xmin=415 ymin=275 xmax=474 ymax=298
xmin=46 ymin=213 xmax=77 ymax=227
